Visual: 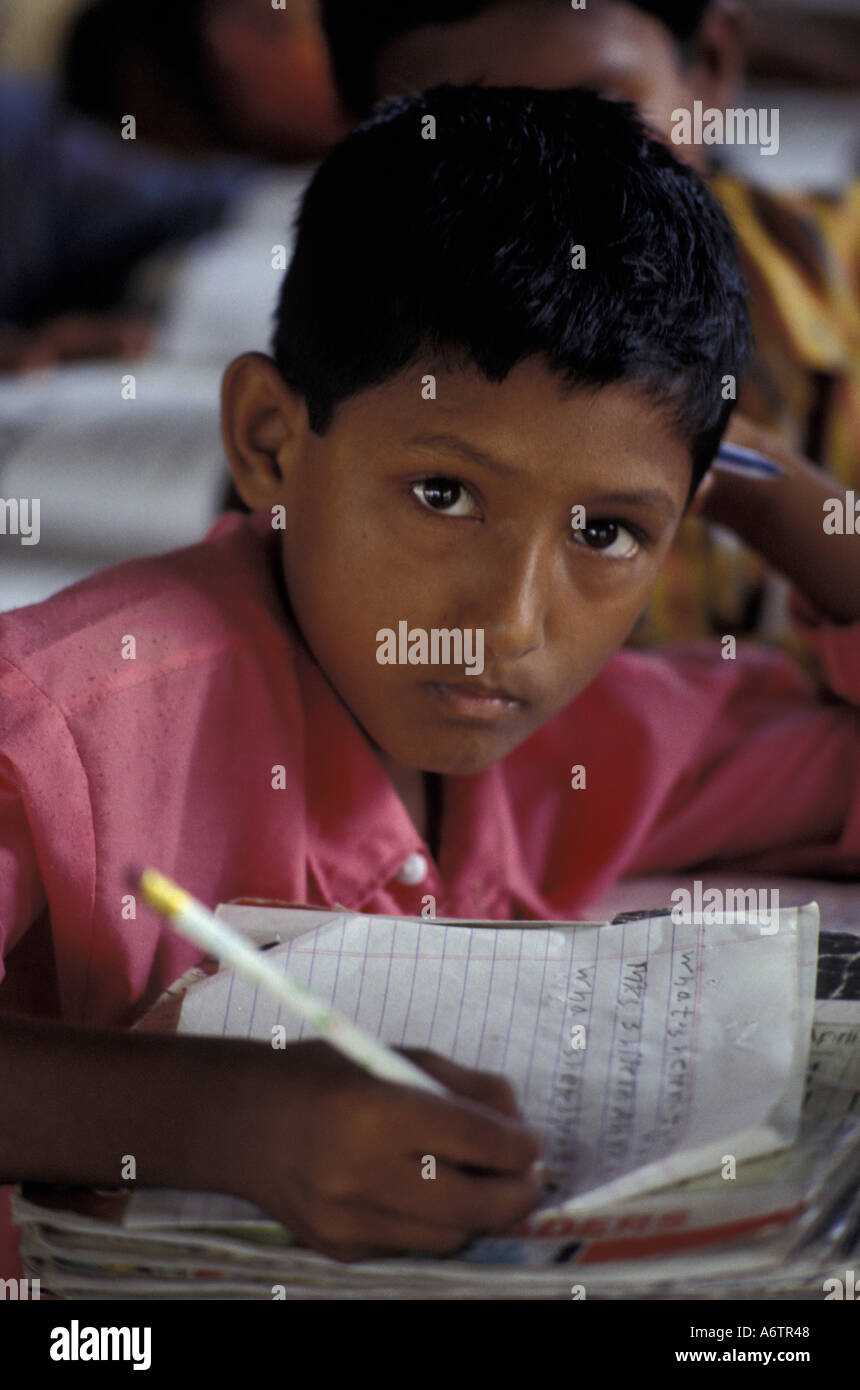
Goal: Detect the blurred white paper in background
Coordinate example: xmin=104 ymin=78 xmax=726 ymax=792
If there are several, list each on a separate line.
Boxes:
xmin=0 ymin=360 xmax=227 ymax=611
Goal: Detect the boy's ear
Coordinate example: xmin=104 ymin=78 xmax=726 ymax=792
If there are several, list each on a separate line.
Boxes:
xmin=687 ymin=0 xmax=747 ymax=111
xmin=220 ymin=352 xmax=309 ymax=511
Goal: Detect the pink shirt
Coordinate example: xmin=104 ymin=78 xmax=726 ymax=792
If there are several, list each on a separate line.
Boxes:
xmin=1 ymin=511 xmax=859 ymax=1030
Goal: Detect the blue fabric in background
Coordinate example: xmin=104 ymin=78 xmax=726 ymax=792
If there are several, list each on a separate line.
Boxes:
xmin=0 ymin=77 xmax=250 ymax=324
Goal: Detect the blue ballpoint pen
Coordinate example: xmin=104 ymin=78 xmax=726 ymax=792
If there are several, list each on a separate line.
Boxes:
xmin=714 ymin=442 xmax=785 ymax=478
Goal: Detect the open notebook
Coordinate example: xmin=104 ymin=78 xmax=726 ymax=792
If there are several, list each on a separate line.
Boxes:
xmin=177 ymin=903 xmax=821 ymax=1213
xmin=13 ymin=901 xmax=860 ymax=1297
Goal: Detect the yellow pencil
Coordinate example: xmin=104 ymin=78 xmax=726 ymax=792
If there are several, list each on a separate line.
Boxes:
xmin=138 ymin=867 xmax=450 ymax=1097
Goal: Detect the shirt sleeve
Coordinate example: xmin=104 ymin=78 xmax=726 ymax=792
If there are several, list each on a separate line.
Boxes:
xmin=0 ymin=765 xmax=47 ymax=979
xmin=631 ymin=602 xmax=860 ymax=877
xmin=0 ymin=657 xmax=96 ymax=1011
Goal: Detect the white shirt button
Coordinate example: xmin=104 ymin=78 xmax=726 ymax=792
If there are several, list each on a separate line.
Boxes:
xmin=396 ymin=852 xmax=429 ymax=886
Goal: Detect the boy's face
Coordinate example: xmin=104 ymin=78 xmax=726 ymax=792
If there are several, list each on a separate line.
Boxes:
xmin=373 ymin=1 xmax=741 ymax=172
xmin=225 ymin=356 xmax=692 ymax=777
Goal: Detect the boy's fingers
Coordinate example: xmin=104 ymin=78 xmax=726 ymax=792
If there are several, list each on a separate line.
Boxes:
xmin=285 ymin=1122 xmax=549 ymax=1256
xmin=388 ymin=1050 xmax=543 ymax=1175
xmin=398 ymin=1047 xmax=524 ymax=1118
xmin=397 ymin=1162 xmax=543 ymax=1235
xmin=723 ymin=411 xmax=785 ymax=457
xmin=291 ymin=1206 xmax=471 ymax=1263
xmin=296 ymin=1165 xmax=542 ymax=1260
xmin=307 ymin=1201 xmax=518 ymax=1263
xmin=397 ymin=1091 xmax=543 ymax=1177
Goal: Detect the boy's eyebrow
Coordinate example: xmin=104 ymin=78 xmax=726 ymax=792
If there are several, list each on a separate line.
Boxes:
xmin=586 ymin=489 xmax=679 ymax=520
xmin=405 ymin=432 xmax=519 ymax=477
xmin=405 ymin=432 xmax=679 ymax=517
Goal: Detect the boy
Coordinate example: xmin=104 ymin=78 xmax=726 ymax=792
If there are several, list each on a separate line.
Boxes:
xmin=321 ymin=0 xmax=860 ymax=642
xmin=1 ymin=86 xmax=859 ymax=1267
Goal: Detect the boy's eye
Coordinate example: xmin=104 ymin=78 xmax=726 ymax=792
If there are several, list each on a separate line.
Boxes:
xmin=572 ymin=518 xmax=641 ymax=560
xmin=411 ymin=476 xmax=478 ymax=517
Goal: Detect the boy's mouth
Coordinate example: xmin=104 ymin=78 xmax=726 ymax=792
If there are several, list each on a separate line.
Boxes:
xmin=423 ymin=679 xmax=526 ymax=723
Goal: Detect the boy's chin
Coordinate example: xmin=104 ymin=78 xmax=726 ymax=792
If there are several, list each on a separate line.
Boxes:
xmin=389 ymin=728 xmax=529 ymax=778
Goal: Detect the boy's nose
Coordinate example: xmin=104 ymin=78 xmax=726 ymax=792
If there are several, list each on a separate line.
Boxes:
xmin=455 ymin=537 xmax=550 ymax=661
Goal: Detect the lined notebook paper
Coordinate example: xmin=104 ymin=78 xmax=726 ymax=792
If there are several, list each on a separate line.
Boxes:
xmin=176 ymin=904 xmax=820 ymax=1213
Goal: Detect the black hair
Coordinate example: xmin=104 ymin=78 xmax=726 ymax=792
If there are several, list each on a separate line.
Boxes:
xmin=320 ymin=0 xmax=715 ymax=118
xmin=272 ymin=85 xmax=750 ymax=491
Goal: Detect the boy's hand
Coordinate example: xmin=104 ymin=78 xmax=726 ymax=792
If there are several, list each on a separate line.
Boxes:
xmin=222 ymin=1040 xmax=544 ymax=1263
xmin=691 ymin=414 xmax=860 ymax=624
